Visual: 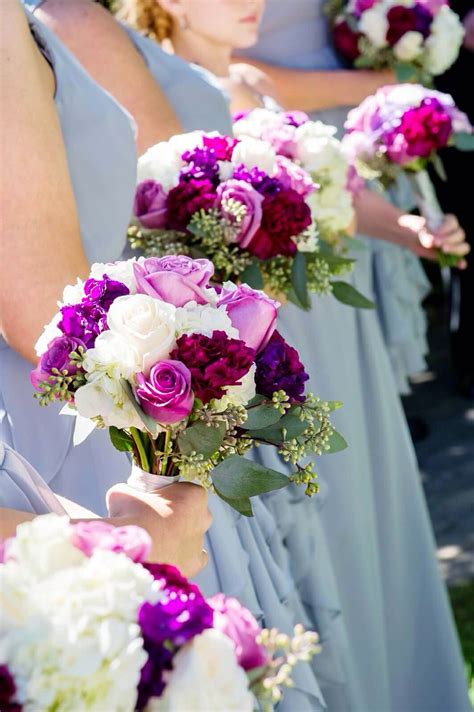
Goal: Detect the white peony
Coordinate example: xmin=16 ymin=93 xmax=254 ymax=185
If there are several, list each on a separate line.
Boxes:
xmin=82 ymin=330 xmax=141 ymax=381
xmin=89 ymin=258 xmax=140 ymax=294
xmin=231 ymin=136 xmax=276 ymax=175
xmin=359 ymin=5 xmax=389 ymax=48
xmin=74 ymin=375 xmax=151 ymax=432
xmin=107 ymin=294 xmax=177 ymax=373
xmin=393 ymin=30 xmax=424 ymax=61
xmin=424 ymin=6 xmax=464 ymax=75
xmin=149 ymin=629 xmax=253 ymax=712
xmin=175 ymin=302 xmax=238 ymax=339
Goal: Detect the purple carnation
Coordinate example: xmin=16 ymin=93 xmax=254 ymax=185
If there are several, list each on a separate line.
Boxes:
xmin=232 ymin=164 xmax=282 ymax=196
xmin=166 ymin=178 xmax=217 ymax=231
xmin=31 ymin=334 xmax=84 ymax=392
xmin=384 ymin=97 xmax=452 ymax=162
xmin=0 ymin=665 xmax=21 ymax=712
xmin=256 ymin=331 xmax=309 ymax=402
xmin=58 ymin=302 xmax=108 ymax=348
xmin=171 ymin=330 xmax=256 ymax=404
xmin=83 ymin=274 xmax=129 ymax=311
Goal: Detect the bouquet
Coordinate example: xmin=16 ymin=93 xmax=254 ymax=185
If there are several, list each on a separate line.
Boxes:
xmin=32 ymin=255 xmax=345 ymax=514
xmin=0 ymin=514 xmax=319 ymax=711
xmin=329 ymin=0 xmax=464 ymax=84
xmin=342 ymin=84 xmax=474 ymax=265
xmin=128 ymin=131 xmax=365 ymax=310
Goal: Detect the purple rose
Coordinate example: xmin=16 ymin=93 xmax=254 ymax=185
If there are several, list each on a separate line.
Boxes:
xmin=218 ymin=285 xmax=278 ymax=353
xmin=215 ymin=179 xmax=263 ymax=248
xmin=58 ymin=302 xmax=108 ymax=348
xmin=134 ymin=255 xmax=214 ymax=307
xmin=135 ymin=360 xmax=194 ymax=425
xmin=83 ymin=274 xmax=129 ymax=310
xmin=30 ymin=335 xmax=84 ymax=391
xmin=71 ymin=520 xmax=152 ymax=562
xmin=256 ymin=331 xmax=309 ymax=402
xmin=134 ymin=179 xmax=168 ymax=229
xmin=209 ymin=594 xmax=269 ymax=671
xmin=275 ymin=156 xmax=316 ymax=198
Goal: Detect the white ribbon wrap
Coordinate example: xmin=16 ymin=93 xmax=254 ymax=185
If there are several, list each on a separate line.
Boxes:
xmin=408 ymin=169 xmax=444 ymax=230
xmin=127 ymin=464 xmax=180 ymax=493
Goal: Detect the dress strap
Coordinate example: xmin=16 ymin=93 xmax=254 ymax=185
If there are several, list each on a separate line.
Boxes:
xmin=21 ymin=0 xmax=46 ymax=12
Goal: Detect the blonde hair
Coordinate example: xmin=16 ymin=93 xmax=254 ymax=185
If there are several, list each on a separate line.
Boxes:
xmin=116 ymin=0 xmax=173 ymax=42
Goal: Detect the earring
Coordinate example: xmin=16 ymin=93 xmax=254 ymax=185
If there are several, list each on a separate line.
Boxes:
xmin=179 ymin=15 xmax=189 ymax=30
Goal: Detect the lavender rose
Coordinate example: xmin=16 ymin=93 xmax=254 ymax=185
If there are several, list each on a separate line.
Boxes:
xmin=134 ymin=179 xmax=168 ymax=229
xmin=135 ymin=359 xmax=194 ymax=424
xmin=30 ymin=335 xmax=84 ymax=391
xmin=134 ymin=255 xmax=214 ymax=307
xmin=218 ymin=285 xmax=278 ymax=353
xmin=209 ymin=594 xmax=269 ymax=671
xmin=215 ymin=179 xmax=263 ymax=248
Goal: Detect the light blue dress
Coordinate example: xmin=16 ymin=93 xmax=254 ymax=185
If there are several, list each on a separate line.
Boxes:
xmin=242 ymin=2 xmax=470 ymax=710
xmin=0 ymin=5 xmax=137 ymax=516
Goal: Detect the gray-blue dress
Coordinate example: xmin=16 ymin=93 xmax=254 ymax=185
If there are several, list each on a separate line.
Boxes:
xmin=0 ymin=5 xmax=137 ymax=516
xmin=242 ymin=2 xmax=470 ymax=710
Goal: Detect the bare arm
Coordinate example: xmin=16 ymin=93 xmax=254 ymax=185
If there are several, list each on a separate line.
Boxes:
xmin=37 ymin=0 xmax=181 ymax=153
xmin=231 ymin=57 xmax=395 ymax=112
xmin=0 ymin=0 xmax=90 ymax=363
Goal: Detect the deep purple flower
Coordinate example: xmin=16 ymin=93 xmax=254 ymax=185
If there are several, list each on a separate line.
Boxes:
xmin=180 ymin=147 xmax=220 ymax=182
xmin=386 ymin=4 xmax=433 ymax=45
xmin=333 ymin=18 xmax=362 ymax=61
xmin=0 ymin=665 xmax=21 ymax=712
xmin=136 ymin=360 xmax=194 ymax=424
xmin=166 ymin=178 xmax=217 ymax=231
xmin=171 ymin=330 xmax=256 ymax=404
xmin=83 ymin=275 xmax=129 ymax=311
xmin=58 ymin=302 xmax=108 ymax=348
xmin=134 ymin=179 xmax=168 ymax=229
xmin=232 ymin=164 xmax=282 ymax=196
xmin=30 ymin=335 xmax=85 ymax=392
xmin=256 ymin=331 xmax=309 ymax=402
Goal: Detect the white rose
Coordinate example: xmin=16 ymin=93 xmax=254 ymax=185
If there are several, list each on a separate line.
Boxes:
xmin=359 ymin=6 xmax=389 ymax=48
xmin=393 ymin=30 xmax=424 ymax=61
xmin=82 ymin=331 xmax=141 ymax=381
xmin=89 ymin=259 xmax=140 ymax=294
xmin=231 ymin=136 xmax=276 ymax=175
xmin=34 ymin=313 xmax=62 ymax=357
xmin=107 ymin=294 xmax=177 ymax=373
xmin=149 ymin=629 xmax=253 ymax=712
xmin=424 ymin=6 xmax=464 ymax=75
xmin=74 ymin=375 xmax=151 ymax=432
xmin=175 ymin=303 xmax=239 ymax=339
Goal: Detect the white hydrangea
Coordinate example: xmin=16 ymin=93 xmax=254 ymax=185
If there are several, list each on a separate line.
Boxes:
xmin=394 ymin=30 xmax=424 ymax=61
xmin=359 ymin=5 xmax=389 ymax=48
xmin=74 ymin=375 xmax=151 ymax=433
xmin=233 ymin=108 xmax=282 ymax=140
xmin=231 ymin=136 xmax=276 ymax=175
xmin=309 ymin=185 xmax=355 ymax=235
xmin=148 ymin=629 xmax=253 ymax=712
xmin=89 ymin=259 xmax=141 ymax=295
xmin=424 ymin=6 xmax=464 ymax=75
xmin=295 ymin=127 xmax=348 ymax=186
xmin=212 ymin=365 xmax=257 ymax=412
xmin=175 ymin=303 xmax=239 ymax=339
xmin=61 ymin=277 xmax=85 ymax=306
xmin=137 ymin=132 xmax=205 ymax=191
xmin=82 ymin=331 xmax=141 ymax=381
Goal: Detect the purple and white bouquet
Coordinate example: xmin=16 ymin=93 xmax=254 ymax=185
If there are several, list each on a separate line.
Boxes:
xmin=129 ymin=131 xmax=361 ymax=310
xmin=342 ymin=84 xmax=474 ymax=265
xmin=32 ymin=255 xmax=344 ymax=512
xmin=0 ymin=514 xmax=319 ymax=711
xmin=329 ymin=0 xmax=464 ymax=83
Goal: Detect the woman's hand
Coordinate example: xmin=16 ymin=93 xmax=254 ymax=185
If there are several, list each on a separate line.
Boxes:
xmin=398 ymin=213 xmax=470 ymax=268
xmin=106 ymin=482 xmax=212 ymax=577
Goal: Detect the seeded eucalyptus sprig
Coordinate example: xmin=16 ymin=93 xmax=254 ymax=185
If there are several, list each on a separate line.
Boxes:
xmin=34 ymin=349 xmax=86 ymax=407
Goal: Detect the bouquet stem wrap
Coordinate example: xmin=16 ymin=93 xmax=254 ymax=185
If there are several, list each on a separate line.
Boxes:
xmin=127 ymin=465 xmax=180 ymax=493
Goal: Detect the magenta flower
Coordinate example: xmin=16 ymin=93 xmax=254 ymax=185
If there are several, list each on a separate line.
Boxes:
xmin=171 ymin=330 xmax=256 ymax=404
xmin=384 ymin=97 xmax=452 ymax=163
xmin=134 ymin=255 xmax=214 ymax=307
xmin=215 ymin=179 xmax=263 ymax=248
xmin=30 ymin=335 xmax=85 ymax=392
xmin=71 ymin=520 xmax=152 ymax=563
xmin=218 ymin=284 xmax=278 ymax=353
xmin=134 ymin=179 xmax=168 ymax=229
xmin=58 ymin=302 xmax=108 ymax=348
xmin=247 ymin=189 xmax=312 ymax=260
xmin=256 ymin=331 xmax=309 ymax=402
xmin=165 ymin=178 xmax=216 ymax=231
xmin=135 ymin=360 xmax=194 ymax=425
xmin=209 ymin=594 xmax=269 ymax=671
xmin=83 ymin=275 xmax=129 ymax=310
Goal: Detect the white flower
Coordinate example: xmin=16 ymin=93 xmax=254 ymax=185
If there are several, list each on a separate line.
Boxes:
xmin=89 ymin=259 xmax=140 ymax=294
xmin=424 ymin=6 xmax=464 ymax=75
xmin=394 ymin=30 xmax=424 ymax=61
xmin=74 ymin=375 xmax=151 ymax=432
xmin=233 ymin=108 xmax=282 ymax=140
xmin=295 ymin=126 xmax=348 ymax=185
xmin=82 ymin=331 xmax=141 ymax=381
xmin=107 ymin=294 xmax=177 ymax=373
xmin=213 ymin=365 xmax=256 ymax=412
xmin=61 ymin=278 xmax=85 ymax=306
xmin=359 ymin=6 xmax=389 ymax=48
xmin=149 ymin=629 xmax=253 ymax=712
xmin=175 ymin=303 xmax=238 ymax=339
xmin=137 ymin=132 xmax=205 ymax=191
xmin=309 ymin=185 xmax=355 ymax=235
xmin=296 ymin=223 xmax=319 ymax=253
xmin=218 ymin=160 xmax=234 ymax=181
xmin=231 ymin=136 xmax=276 ymax=175
xmin=34 ymin=313 xmax=62 ymax=357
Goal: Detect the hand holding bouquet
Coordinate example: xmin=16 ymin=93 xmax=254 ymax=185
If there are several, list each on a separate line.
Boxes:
xmin=329 ymin=0 xmax=464 ymax=84
xmin=32 ymin=255 xmax=345 ymax=514
xmin=0 ymin=514 xmax=319 ymax=711
xmin=129 ymin=131 xmax=367 ymax=310
xmin=342 ymin=84 xmax=474 ymax=265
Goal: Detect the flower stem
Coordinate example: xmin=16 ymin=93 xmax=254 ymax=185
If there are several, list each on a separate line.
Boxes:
xmin=160 ymin=428 xmax=172 ymax=476
xmin=130 ymin=427 xmax=150 ymax=472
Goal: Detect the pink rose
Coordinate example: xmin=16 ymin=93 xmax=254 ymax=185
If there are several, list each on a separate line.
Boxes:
xmin=215 ymin=180 xmax=264 ymax=249
xmin=134 ymin=255 xmax=214 ymax=307
xmin=275 ymin=156 xmax=316 ymax=198
xmin=209 ymin=594 xmax=269 ymax=671
xmin=134 ymin=180 xmax=168 ymax=229
xmin=71 ymin=521 xmax=151 ymax=562
xmin=135 ymin=359 xmax=194 ymax=424
xmin=218 ymin=284 xmax=278 ymax=353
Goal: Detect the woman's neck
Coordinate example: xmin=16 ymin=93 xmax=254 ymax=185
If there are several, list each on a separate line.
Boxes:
xmin=170 ymin=30 xmax=232 ymax=78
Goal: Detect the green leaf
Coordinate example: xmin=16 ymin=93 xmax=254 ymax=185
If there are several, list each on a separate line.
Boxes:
xmin=240 ymin=261 xmax=264 ymax=290
xmin=120 ymin=379 xmax=158 ymax=433
xmin=331 ymin=281 xmax=375 ymax=309
xmin=432 ymin=154 xmax=447 ymax=182
xmin=453 ymin=132 xmax=474 ymax=152
xmin=436 ymin=249 xmax=460 ymax=269
xmin=291 ymin=251 xmax=310 ymax=310
xmin=213 ymin=489 xmax=254 ymax=517
xmin=211 ymin=455 xmax=289 ymax=498
xmin=394 ymin=62 xmax=418 ymax=83
xmin=246 ymin=412 xmax=308 ymax=443
xmin=109 ymin=426 xmax=133 ymax=452
xmin=241 ymin=404 xmax=283 ymax=430
xmin=326 ymin=429 xmax=348 ymax=454
xmin=318 ymin=253 xmax=355 ymax=271
xmin=178 ymin=421 xmax=226 ymax=459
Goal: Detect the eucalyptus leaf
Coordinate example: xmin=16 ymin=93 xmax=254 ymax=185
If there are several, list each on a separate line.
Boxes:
xmin=109 ymin=426 xmax=133 ymax=452
xmin=326 ymin=429 xmax=348 ymax=454
xmin=213 ymin=488 xmax=254 ymax=517
xmin=211 ymin=455 xmax=289 ymax=498
xmin=241 ymin=404 xmax=284 ymax=430
xmin=240 ymin=261 xmax=264 ymax=290
xmin=291 ymin=251 xmax=310 ymax=310
xmin=318 ymin=253 xmax=355 ymax=270
xmin=246 ymin=412 xmax=308 ymax=443
xmin=331 ymin=281 xmax=375 ymax=309
xmin=453 ymin=132 xmax=474 ymax=152
xmin=178 ymin=421 xmax=226 ymax=459
xmin=120 ymin=379 xmax=158 ymax=433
